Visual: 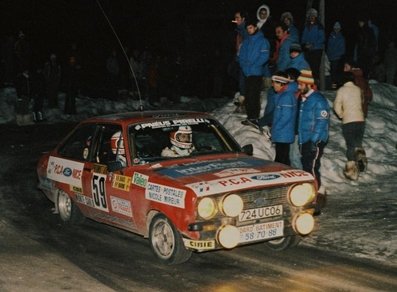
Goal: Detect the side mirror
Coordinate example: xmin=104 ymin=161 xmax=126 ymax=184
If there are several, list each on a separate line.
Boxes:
xmin=241 ymin=144 xmax=253 ymax=156
xmin=107 ymin=160 xmax=124 ymax=172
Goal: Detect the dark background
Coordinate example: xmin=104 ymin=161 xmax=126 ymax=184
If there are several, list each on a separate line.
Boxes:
xmin=1 ymin=0 xmax=396 ymax=97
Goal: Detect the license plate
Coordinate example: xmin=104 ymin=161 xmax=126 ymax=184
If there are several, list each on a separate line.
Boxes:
xmin=239 ymin=220 xmax=284 ymax=243
xmin=239 ymin=204 xmax=283 ymax=222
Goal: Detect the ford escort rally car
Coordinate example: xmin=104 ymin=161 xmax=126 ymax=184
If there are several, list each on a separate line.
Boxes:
xmin=37 ymin=110 xmax=318 ymax=264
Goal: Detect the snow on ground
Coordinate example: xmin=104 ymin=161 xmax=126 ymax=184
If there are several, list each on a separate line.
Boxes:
xmin=1 ymin=82 xmax=396 ymax=265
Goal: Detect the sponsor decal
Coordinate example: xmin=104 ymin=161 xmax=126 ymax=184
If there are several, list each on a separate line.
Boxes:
xmin=47 ymin=156 xmax=84 ymax=187
xmin=251 ymin=174 xmax=281 ymax=180
xmin=183 ymin=239 xmax=215 ymax=250
xmin=156 ymin=157 xmax=268 ymax=178
xmin=187 ymin=170 xmax=314 ymax=197
xmin=112 ymin=174 xmax=131 ymax=191
xmin=132 ymin=172 xmax=148 ymax=188
xmin=70 ymin=185 xmax=83 ymax=194
xmin=134 ymin=118 xmax=209 ymax=130
xmin=214 ymin=168 xmax=260 ymax=178
xmin=93 ymin=164 xmax=107 ymax=174
xmin=320 ymin=110 xmax=329 ymax=118
xmin=110 ymin=196 xmax=133 ymax=217
xmin=145 ymin=182 xmax=186 ymax=208
xmin=76 ymin=193 xmax=94 ymax=207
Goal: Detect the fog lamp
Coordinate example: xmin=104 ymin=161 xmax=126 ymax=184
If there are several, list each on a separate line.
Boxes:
xmin=222 ymin=194 xmax=244 ymax=217
xmin=198 ymin=197 xmax=217 ymax=219
xmin=217 ymin=225 xmax=240 ymax=249
xmin=295 ymin=213 xmax=315 ymax=235
xmin=289 ymin=183 xmax=315 ymax=207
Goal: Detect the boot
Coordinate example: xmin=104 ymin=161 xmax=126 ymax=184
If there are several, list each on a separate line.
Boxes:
xmin=355 ymin=147 xmax=367 ymax=172
xmin=343 ymin=161 xmax=359 ymax=180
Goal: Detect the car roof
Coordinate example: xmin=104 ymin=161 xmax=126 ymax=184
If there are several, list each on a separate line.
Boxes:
xmin=83 ymin=110 xmax=214 ymax=125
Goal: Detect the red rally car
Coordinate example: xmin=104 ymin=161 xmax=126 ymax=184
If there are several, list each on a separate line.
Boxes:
xmin=37 ymin=110 xmax=318 ymax=264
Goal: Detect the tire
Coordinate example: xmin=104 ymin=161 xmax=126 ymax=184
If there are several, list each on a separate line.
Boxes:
xmin=57 ymin=190 xmax=84 ymax=224
xmin=265 ymin=235 xmax=301 ymax=251
xmin=149 ymin=214 xmax=192 ymax=265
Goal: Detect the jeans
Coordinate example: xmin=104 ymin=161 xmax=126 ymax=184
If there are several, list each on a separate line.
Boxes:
xmin=342 ymin=121 xmax=365 ymax=161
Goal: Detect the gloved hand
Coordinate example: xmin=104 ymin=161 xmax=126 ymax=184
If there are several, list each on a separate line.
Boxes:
xmin=262 ymin=125 xmax=271 ymax=140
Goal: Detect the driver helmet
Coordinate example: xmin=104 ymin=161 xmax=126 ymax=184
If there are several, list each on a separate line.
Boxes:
xmin=111 ymin=131 xmax=125 ymax=155
xmin=170 ymin=126 xmax=193 ymax=150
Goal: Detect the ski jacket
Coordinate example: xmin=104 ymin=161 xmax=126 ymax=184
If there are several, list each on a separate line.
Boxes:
xmin=276 ymin=35 xmax=293 ymax=71
xmin=302 ymin=23 xmax=325 ymax=51
xmin=298 ymin=90 xmax=330 ymax=144
xmin=287 ymin=52 xmax=311 ymax=71
xmin=327 ymin=31 xmax=346 ymax=61
xmin=333 ymin=81 xmax=364 ymax=124
xmin=271 ymin=82 xmax=298 ymax=143
xmin=239 ymin=31 xmax=270 ymax=77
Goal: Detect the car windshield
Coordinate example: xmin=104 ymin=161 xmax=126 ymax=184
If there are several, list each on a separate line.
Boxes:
xmin=128 ymin=118 xmax=241 ymax=164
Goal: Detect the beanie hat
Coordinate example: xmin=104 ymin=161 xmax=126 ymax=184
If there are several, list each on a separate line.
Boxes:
xmin=290 ymin=43 xmax=302 ymax=53
xmin=281 ymin=11 xmax=293 ymax=22
xmin=306 ymin=8 xmax=318 ymax=18
xmin=334 ymin=21 xmax=341 ymax=29
xmin=271 ymin=74 xmax=290 ymax=84
xmin=297 ymin=70 xmax=315 ymax=85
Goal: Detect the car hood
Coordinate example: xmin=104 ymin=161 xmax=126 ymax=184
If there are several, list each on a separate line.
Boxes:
xmin=150 ymin=156 xmax=314 ymax=197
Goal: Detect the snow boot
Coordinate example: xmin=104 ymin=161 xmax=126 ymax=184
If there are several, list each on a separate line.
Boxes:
xmin=355 ymin=147 xmax=367 ymax=172
xmin=314 ymin=186 xmax=327 ymax=216
xmin=343 ymin=161 xmax=359 ymax=180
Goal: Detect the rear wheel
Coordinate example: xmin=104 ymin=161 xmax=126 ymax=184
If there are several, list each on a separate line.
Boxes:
xmin=149 ymin=214 xmax=192 ymax=265
xmin=265 ymin=235 xmax=300 ymax=251
xmin=57 ymin=190 xmax=84 ymax=224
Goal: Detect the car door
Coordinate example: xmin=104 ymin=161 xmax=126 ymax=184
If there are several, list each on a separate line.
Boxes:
xmin=89 ymin=124 xmax=137 ymax=232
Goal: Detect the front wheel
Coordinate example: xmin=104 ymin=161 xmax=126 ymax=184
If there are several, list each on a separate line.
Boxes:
xmin=57 ymin=190 xmax=84 ymax=224
xmin=265 ymin=235 xmax=300 ymax=251
xmin=149 ymin=214 xmax=192 ymax=265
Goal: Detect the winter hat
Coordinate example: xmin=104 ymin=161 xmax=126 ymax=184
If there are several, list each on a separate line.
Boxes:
xmin=297 ymin=69 xmax=315 ymax=85
xmin=290 ymin=43 xmax=302 ymax=53
xmin=306 ymin=8 xmax=318 ymax=18
xmin=281 ymin=11 xmax=293 ymax=22
xmin=333 ymin=21 xmax=341 ymax=29
xmin=271 ymin=74 xmax=290 ymax=84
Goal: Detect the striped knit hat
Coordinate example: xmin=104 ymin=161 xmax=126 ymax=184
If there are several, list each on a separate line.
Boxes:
xmin=271 ymin=74 xmax=290 ymax=84
xmin=297 ymin=69 xmax=315 ymax=85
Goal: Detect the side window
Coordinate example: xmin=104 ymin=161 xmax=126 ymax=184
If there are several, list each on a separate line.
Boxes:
xmin=58 ymin=124 xmax=97 ymax=161
xmin=97 ymin=125 xmax=126 ymax=166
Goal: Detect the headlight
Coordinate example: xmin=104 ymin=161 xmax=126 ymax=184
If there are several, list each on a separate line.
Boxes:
xmin=289 ymin=183 xmax=315 ymax=207
xmin=294 ymin=213 xmax=315 ymax=235
xmin=198 ymin=197 xmax=217 ymax=219
xmin=221 ymin=194 xmax=244 ymax=217
xmin=217 ymin=225 xmax=240 ymax=249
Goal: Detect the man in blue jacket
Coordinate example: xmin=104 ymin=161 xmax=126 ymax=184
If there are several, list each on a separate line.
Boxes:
xmin=271 ymin=71 xmax=297 ymax=166
xmin=297 ymin=69 xmax=330 ymax=194
xmin=239 ymin=19 xmax=270 ymax=127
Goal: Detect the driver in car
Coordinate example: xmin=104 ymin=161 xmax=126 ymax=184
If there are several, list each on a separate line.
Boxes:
xmin=161 ymin=125 xmax=195 ymax=157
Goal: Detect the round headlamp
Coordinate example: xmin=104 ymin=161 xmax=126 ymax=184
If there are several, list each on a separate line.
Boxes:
xmin=221 ymin=194 xmax=244 ymax=217
xmin=289 ymin=183 xmax=315 ymax=207
xmin=294 ymin=213 xmax=315 ymax=235
xmin=198 ymin=197 xmax=217 ymax=219
xmin=217 ymin=225 xmax=240 ymax=249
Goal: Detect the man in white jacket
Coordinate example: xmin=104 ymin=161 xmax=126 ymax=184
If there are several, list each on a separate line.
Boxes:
xmin=333 ymin=71 xmax=367 ymax=180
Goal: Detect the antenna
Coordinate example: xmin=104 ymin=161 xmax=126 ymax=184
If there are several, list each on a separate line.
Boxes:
xmin=95 ymin=0 xmax=144 ymax=111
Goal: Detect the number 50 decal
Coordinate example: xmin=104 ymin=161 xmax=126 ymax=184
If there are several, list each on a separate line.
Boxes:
xmin=92 ymin=173 xmax=109 ymax=212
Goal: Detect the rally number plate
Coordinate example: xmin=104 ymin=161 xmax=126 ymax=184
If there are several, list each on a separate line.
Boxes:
xmin=238 ymin=204 xmax=283 ymax=222
xmin=239 ymin=220 xmax=284 ymax=243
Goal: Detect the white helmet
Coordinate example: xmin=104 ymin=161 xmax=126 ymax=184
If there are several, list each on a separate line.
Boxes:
xmin=170 ymin=126 xmax=192 ymax=150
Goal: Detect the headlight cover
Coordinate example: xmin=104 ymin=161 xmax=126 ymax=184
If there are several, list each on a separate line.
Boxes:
xmin=198 ymin=197 xmax=217 ymax=219
xmin=221 ymin=194 xmax=244 ymax=217
xmin=289 ymin=183 xmax=315 ymax=207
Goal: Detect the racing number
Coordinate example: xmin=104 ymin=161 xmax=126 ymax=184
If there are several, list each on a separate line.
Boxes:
xmin=92 ymin=173 xmax=108 ymax=211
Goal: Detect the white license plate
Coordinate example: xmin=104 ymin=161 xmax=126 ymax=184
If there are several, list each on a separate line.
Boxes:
xmin=239 ymin=220 xmax=284 ymax=243
xmin=239 ymin=204 xmax=283 ymax=222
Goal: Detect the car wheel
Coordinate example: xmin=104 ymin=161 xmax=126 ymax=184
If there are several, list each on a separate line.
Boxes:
xmin=57 ymin=190 xmax=84 ymax=224
xmin=149 ymin=214 xmax=192 ymax=265
xmin=265 ymin=235 xmax=300 ymax=251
